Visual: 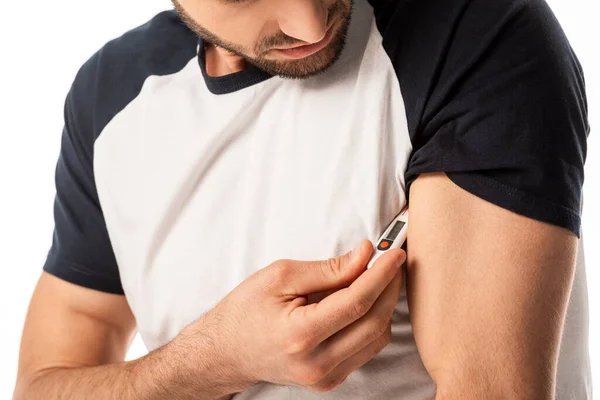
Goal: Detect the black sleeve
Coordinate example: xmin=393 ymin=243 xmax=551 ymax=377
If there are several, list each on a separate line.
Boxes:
xmin=43 ymin=60 xmax=124 ymax=295
xmin=42 ymin=11 xmax=200 ymax=294
xmin=388 ymin=0 xmax=589 ymax=236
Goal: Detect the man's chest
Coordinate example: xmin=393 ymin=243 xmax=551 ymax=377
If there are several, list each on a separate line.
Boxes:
xmin=92 ymin=25 xmax=413 ymax=350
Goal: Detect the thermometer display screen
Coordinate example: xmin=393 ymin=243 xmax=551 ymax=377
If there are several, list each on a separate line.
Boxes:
xmin=386 ymin=221 xmax=405 ymax=241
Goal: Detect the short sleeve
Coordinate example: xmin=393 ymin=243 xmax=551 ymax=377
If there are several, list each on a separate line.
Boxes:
xmin=403 ymin=0 xmax=589 ymax=236
xmin=43 ymin=64 xmax=124 ymax=294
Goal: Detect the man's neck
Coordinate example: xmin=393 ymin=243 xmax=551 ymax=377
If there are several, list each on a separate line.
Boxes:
xmin=205 ymin=43 xmax=250 ymax=77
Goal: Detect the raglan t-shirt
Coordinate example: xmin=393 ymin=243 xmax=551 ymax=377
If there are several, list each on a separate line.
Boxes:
xmin=43 ymin=0 xmax=592 ymax=398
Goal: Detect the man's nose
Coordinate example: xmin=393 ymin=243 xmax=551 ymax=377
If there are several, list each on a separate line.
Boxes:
xmin=276 ymin=0 xmax=330 ymax=44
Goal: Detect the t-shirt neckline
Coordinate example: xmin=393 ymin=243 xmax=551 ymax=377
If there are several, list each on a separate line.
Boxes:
xmin=197 ymin=38 xmax=273 ymax=95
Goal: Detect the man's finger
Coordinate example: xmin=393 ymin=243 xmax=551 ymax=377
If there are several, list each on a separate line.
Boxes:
xmin=313 ymin=271 xmax=402 ymax=369
xmin=292 ymin=248 xmax=405 ymax=348
xmin=283 ymin=239 xmax=373 ymax=296
xmin=309 ymin=324 xmax=393 ymax=392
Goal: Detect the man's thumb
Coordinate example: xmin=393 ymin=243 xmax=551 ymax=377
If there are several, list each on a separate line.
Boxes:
xmin=282 ymin=239 xmax=372 ymax=296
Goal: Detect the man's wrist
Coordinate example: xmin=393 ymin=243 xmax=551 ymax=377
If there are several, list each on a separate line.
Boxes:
xmin=130 ymin=315 xmax=254 ymax=399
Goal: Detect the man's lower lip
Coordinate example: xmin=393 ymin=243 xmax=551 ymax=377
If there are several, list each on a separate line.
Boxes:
xmin=271 ymin=25 xmax=335 ymax=59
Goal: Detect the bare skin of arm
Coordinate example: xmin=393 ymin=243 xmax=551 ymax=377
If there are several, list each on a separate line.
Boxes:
xmin=13 ymin=273 xmax=240 ymax=400
xmin=407 ymin=173 xmax=578 ymax=400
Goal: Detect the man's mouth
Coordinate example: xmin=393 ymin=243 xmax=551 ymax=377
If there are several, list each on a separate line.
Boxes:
xmin=270 ymin=23 xmax=336 ymax=60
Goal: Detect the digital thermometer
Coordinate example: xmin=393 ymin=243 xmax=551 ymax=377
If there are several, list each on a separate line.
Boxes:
xmin=366 ymin=208 xmax=409 ymax=269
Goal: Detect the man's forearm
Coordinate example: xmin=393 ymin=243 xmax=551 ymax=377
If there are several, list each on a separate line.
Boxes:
xmin=14 ymin=323 xmax=250 ymax=400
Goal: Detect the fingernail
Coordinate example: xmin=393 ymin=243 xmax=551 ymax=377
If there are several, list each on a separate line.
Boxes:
xmin=351 ymin=241 xmax=363 ymax=264
xmin=396 ymin=252 xmax=406 ymax=268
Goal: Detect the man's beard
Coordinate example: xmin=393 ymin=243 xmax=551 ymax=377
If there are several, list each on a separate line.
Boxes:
xmin=172 ymin=0 xmax=353 ymax=79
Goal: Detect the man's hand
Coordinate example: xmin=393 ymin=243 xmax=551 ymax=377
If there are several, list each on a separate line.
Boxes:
xmin=15 ymin=239 xmax=405 ymax=399
xmin=181 ymin=239 xmax=405 ymax=393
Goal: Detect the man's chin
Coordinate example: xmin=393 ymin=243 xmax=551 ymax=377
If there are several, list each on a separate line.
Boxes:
xmin=260 ymin=56 xmax=340 ymax=79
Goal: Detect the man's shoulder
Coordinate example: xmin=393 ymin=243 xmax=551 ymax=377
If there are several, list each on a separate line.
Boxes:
xmin=68 ymin=10 xmax=198 ymax=140
xmin=96 ymin=10 xmax=198 ymax=77
xmin=374 ymin=0 xmax=540 ymax=46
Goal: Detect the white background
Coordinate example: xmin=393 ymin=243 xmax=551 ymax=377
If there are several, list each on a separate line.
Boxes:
xmin=0 ymin=0 xmax=597 ymax=398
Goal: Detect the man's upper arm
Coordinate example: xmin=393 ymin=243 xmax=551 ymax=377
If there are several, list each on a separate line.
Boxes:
xmin=406 ymin=173 xmax=578 ymax=399
xmin=42 ymin=50 xmax=124 ymax=294
xmin=393 ymin=3 xmax=588 ymax=396
xmin=16 ymin=41 xmax=137 ymax=390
